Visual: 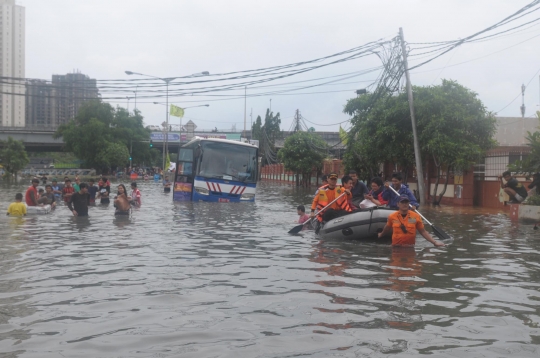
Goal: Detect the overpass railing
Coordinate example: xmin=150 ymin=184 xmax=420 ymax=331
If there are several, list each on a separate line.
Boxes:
xmin=0 ymin=126 xmax=59 ymax=132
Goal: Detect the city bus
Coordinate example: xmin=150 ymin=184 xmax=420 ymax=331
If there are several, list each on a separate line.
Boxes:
xmin=173 ymin=137 xmax=258 ymax=202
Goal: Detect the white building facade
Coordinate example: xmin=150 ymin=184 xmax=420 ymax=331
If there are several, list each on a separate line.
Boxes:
xmin=0 ymin=0 xmax=25 ymax=127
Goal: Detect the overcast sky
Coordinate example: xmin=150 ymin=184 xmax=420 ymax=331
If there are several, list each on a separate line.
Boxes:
xmin=23 ymin=0 xmax=540 ymax=132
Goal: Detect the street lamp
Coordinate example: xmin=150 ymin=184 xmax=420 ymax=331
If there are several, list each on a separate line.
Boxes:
xmin=125 ymin=70 xmax=210 ymax=171
xmin=153 ymin=102 xmax=210 ymax=148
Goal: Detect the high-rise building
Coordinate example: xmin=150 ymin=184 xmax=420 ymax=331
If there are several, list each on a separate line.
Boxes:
xmin=0 ymin=0 xmax=25 ymax=127
xmin=25 ymin=79 xmax=56 ymax=128
xmin=25 ymin=72 xmax=99 ymax=128
xmin=52 ymin=72 xmax=99 ymax=125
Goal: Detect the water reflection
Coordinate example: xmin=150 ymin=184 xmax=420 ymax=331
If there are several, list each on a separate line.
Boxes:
xmin=0 ymin=180 xmax=539 ymax=357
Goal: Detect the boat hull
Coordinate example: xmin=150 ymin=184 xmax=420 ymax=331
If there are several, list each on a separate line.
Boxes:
xmin=318 ymin=207 xmax=394 ymax=241
xmin=26 ymin=205 xmax=51 ymax=215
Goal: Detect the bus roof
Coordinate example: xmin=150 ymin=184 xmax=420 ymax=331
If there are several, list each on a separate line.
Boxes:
xmin=183 ymin=136 xmax=258 ymax=148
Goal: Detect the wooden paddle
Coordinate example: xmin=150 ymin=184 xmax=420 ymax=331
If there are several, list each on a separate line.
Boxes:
xmin=288 ymin=192 xmax=346 ymax=234
xmin=386 ymin=185 xmax=451 ymax=241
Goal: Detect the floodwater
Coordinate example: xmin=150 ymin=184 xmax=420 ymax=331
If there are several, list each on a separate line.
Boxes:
xmin=1 ymin=180 xmax=539 ymax=357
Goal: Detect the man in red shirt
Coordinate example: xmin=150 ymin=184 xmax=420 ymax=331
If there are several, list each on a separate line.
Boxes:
xmin=378 ymin=195 xmax=445 ymax=247
xmin=25 ymin=179 xmax=40 ymax=206
xmin=62 ymin=179 xmax=75 ymax=203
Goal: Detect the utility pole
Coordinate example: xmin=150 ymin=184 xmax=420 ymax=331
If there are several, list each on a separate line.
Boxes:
xmin=250 ymin=108 xmax=253 ymax=139
xmin=521 ymin=83 xmax=526 ymax=145
xmin=244 ymin=86 xmax=247 ymax=139
xmin=399 ymin=27 xmax=427 ymax=205
xmin=294 ymin=109 xmax=301 ymax=132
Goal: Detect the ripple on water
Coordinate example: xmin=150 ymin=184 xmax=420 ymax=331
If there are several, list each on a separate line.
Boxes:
xmin=0 ymin=181 xmax=540 ymax=357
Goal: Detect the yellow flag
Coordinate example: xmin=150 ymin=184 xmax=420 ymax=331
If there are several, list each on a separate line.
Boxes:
xmin=170 ymin=104 xmax=184 ymax=118
xmin=339 ymin=126 xmax=348 ymax=145
xmin=165 ymin=153 xmax=171 ymax=171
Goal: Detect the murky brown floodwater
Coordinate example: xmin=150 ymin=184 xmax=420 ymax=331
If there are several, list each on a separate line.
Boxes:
xmin=1 ymin=180 xmax=539 ymax=357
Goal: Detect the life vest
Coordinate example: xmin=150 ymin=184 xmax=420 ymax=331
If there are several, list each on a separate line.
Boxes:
xmin=315 ymin=186 xmax=352 ymax=222
xmin=25 ymin=186 xmax=38 ymax=206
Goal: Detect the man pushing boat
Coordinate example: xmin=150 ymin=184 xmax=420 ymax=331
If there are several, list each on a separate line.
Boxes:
xmin=378 ymin=195 xmax=445 ymax=247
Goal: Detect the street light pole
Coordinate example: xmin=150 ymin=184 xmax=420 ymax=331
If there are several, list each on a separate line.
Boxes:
xmin=521 ymin=83 xmax=526 ymax=145
xmin=134 ymin=86 xmax=138 ymax=111
xmin=125 ymin=70 xmax=209 ymax=172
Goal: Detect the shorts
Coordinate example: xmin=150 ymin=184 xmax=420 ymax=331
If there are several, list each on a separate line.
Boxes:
xmin=514 ymin=193 xmax=525 ymax=202
xmin=164 ymin=187 xmax=171 ymax=193
xmin=115 ymin=210 xmax=130 ymax=216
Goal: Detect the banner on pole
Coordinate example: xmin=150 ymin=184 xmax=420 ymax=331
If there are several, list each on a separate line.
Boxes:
xmin=170 ymin=105 xmax=184 ymax=118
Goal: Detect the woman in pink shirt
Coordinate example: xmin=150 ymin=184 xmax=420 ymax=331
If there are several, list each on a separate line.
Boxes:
xmin=297 ymin=205 xmax=310 ymax=224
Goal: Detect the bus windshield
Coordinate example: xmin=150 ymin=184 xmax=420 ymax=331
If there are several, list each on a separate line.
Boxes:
xmin=198 ymin=141 xmax=258 ymax=183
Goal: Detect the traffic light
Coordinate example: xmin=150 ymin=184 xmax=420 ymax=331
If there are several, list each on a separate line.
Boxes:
xmin=149 ymin=140 xmax=153 ymax=148
xmin=129 ymin=156 xmax=132 ymax=161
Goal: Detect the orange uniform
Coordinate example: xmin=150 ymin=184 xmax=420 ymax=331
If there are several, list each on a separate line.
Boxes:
xmin=311 ymin=186 xmax=352 ymax=222
xmin=387 ymin=210 xmax=424 ymax=246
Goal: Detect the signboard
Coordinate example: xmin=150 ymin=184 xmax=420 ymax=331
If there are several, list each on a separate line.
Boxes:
xmin=150 ymin=132 xmax=228 ymax=141
xmin=173 ymin=182 xmax=193 ymax=201
xmin=150 ymin=133 xmax=180 ymax=141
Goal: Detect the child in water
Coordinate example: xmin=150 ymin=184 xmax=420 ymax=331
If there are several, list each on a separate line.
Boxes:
xmin=297 ymin=205 xmax=310 ymax=224
xmin=6 ymin=193 xmax=27 ymax=216
xmin=163 ymin=176 xmax=171 ymax=193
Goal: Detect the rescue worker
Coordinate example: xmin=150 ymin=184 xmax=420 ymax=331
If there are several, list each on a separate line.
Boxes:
xmin=378 ymin=195 xmax=445 ymax=247
xmin=310 ymin=173 xmax=353 ymax=223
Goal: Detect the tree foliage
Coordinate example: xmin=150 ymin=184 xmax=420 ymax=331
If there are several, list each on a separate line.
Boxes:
xmin=54 ymin=100 xmax=153 ymax=171
xmin=343 ymin=80 xmax=496 ymax=185
xmin=252 ymin=109 xmax=282 ymax=166
xmin=0 ymin=136 xmax=29 ymax=177
xmin=509 ymin=112 xmax=540 ymax=175
xmin=278 ymin=131 xmax=327 ymax=186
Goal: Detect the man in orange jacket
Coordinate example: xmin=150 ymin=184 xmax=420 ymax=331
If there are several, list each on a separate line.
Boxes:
xmin=378 ymin=195 xmax=445 ymax=247
xmin=310 ymin=173 xmax=353 ymax=222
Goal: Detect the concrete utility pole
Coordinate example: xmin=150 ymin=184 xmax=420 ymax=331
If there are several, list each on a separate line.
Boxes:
xmin=294 ymin=109 xmax=301 ymax=132
xmin=244 ymin=86 xmax=247 ymax=139
xmin=399 ymin=27 xmax=427 ymax=205
xmin=521 ymin=83 xmax=526 ymax=145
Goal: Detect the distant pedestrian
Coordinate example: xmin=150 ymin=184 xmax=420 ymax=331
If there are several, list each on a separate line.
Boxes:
xmin=114 ymin=184 xmax=131 ymax=216
xmin=130 ymin=182 xmax=142 ymax=207
xmin=97 ymin=178 xmax=111 ymax=205
xmin=88 ymin=178 xmax=98 ymax=204
xmin=39 ymin=185 xmax=57 ymax=209
xmin=68 ymin=183 xmax=90 ymax=217
xmin=51 ymin=179 xmax=62 ymax=200
xmin=25 ymin=179 xmax=40 ymax=207
xmin=163 ymin=176 xmax=171 ymax=193
xmin=73 ymin=176 xmax=81 ymax=192
xmin=6 ymin=193 xmax=27 ymax=216
xmin=62 ymin=179 xmax=75 ymax=203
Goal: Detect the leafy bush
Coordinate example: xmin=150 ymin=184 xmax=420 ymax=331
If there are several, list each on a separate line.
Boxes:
xmin=523 ymin=194 xmax=540 ymax=206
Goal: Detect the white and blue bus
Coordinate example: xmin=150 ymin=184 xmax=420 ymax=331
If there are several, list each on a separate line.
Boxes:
xmin=173 ymin=137 xmax=258 ymax=202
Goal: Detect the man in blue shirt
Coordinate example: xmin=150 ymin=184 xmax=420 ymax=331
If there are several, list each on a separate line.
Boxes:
xmin=382 ymin=172 xmax=419 ymax=209
xmin=349 ymin=170 xmax=369 ymax=208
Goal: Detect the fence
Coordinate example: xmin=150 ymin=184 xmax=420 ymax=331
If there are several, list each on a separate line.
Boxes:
xmin=260 ymin=160 xmax=345 ymax=186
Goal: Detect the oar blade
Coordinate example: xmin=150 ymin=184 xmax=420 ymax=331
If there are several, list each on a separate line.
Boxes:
xmin=288 ymin=224 xmax=305 ymax=234
xmin=431 ymin=225 xmax=451 ymax=241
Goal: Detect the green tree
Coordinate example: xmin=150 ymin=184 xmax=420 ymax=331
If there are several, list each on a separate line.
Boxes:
xmin=0 ymin=136 xmax=29 ymax=179
xmin=344 ymin=80 xmax=496 ymax=204
xmin=278 ymin=131 xmax=327 ymax=187
xmin=509 ymin=113 xmax=540 ymax=176
xmin=54 ymin=101 xmax=152 ymax=172
xmin=252 ymin=115 xmax=262 ymax=140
